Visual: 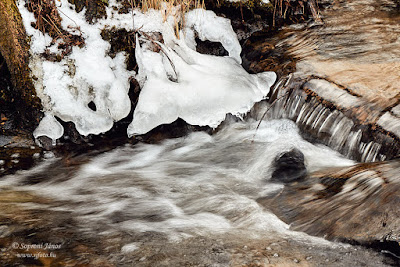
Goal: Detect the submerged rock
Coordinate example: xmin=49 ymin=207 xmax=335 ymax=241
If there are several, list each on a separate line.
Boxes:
xmin=271 ymin=148 xmax=307 ymax=183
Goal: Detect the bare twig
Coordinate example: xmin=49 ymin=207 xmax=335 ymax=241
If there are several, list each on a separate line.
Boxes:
xmin=42 ymin=16 xmax=64 ymax=38
xmin=252 ymin=91 xmax=289 ymax=140
xmin=273 ymin=0 xmax=278 ymax=27
xmin=56 ymin=8 xmax=83 ymax=35
xmin=240 ymin=1 xmax=244 ymax=23
xmin=137 ymin=31 xmax=179 ymax=81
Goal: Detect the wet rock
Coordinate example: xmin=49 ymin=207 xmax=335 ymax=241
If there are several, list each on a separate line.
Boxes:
xmin=244 ymin=0 xmax=400 ymax=163
xmin=35 ymin=136 xmax=55 ymax=150
xmin=263 ymin=76 xmax=400 ymax=162
xmin=271 ymin=148 xmax=307 ymax=183
xmin=241 ymin=30 xmax=297 ymax=78
xmin=260 ymin=159 xmax=400 ymax=261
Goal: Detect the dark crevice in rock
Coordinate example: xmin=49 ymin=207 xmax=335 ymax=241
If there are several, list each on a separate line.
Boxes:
xmin=136 ymin=118 xmax=213 ymax=144
xmin=306 ymin=75 xmax=363 ymax=98
xmin=0 ymin=52 xmax=34 ymax=135
xmin=0 ymin=53 xmax=13 ymax=113
xmin=316 ymin=176 xmax=349 ymax=198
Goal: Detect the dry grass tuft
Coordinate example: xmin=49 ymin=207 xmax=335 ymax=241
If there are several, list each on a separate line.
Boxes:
xmin=136 ymin=0 xmax=205 ymax=13
xmin=27 ymin=0 xmax=84 ymax=59
xmin=133 ymin=0 xmax=205 ymax=37
xmin=273 ymin=0 xmax=321 ymax=26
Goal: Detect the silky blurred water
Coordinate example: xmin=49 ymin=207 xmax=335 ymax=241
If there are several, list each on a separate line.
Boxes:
xmin=2 ymin=1 xmax=400 ymax=262
xmin=0 ymin=119 xmax=353 ymax=245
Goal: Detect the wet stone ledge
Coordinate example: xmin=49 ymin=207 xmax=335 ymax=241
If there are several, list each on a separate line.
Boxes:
xmin=264 ymin=76 xmax=400 ymax=162
xmin=260 ymin=158 xmax=400 ymax=264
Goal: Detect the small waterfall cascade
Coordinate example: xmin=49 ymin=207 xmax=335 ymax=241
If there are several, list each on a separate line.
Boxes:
xmin=247 ymin=0 xmax=400 ymax=163
xmin=260 ymin=76 xmax=400 ymax=163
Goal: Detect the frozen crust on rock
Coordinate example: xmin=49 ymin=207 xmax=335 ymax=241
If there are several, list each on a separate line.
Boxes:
xmin=19 ymin=0 xmax=133 ymax=140
xmin=127 ymin=34 xmax=276 ymax=136
xmin=128 ymin=8 xmax=276 ymax=136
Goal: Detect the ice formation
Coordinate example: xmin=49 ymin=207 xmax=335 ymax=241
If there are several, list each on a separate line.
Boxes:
xmin=18 ymin=0 xmax=276 ymax=140
xmin=128 ymin=35 xmax=276 ymax=135
xmin=19 ymin=0 xmax=133 ymax=139
xmin=127 ymin=7 xmax=276 ymax=135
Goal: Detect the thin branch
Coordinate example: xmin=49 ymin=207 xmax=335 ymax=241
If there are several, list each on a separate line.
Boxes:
xmin=252 ymin=91 xmax=289 ymax=140
xmin=273 ymin=0 xmax=278 ymax=27
xmin=137 ymin=31 xmax=179 ymax=82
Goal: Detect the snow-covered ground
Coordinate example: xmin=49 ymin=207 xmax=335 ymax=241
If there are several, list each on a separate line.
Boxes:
xmin=18 ymin=0 xmax=276 ymax=142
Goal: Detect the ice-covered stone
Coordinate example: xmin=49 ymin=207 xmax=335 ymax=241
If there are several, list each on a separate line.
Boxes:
xmin=33 ymin=114 xmax=64 ymax=141
xmin=128 ymin=34 xmax=276 ymax=135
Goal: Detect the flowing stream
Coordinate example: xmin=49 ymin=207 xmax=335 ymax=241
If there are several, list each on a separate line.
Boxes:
xmin=0 ymin=118 xmax=369 ymax=265
xmin=0 ymin=119 xmax=353 ymax=237
xmin=1 ymin=0 xmax=400 ymax=265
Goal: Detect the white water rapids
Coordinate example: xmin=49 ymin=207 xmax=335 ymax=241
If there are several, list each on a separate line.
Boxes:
xmin=0 ymin=118 xmax=354 ymax=247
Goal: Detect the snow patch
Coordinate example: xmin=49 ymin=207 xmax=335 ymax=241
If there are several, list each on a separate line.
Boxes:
xmin=19 ymin=0 xmax=133 ymax=139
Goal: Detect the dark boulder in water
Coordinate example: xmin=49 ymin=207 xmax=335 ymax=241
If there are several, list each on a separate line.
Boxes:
xmin=271 ymin=148 xmax=307 ymax=183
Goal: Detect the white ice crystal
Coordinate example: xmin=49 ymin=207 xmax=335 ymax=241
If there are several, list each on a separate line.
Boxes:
xmin=184 ymin=9 xmax=242 ymax=63
xmin=33 ymin=113 xmax=64 ymax=142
